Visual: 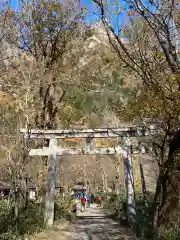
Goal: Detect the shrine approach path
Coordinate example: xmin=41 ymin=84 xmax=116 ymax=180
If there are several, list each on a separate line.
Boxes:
xmin=31 ymin=204 xmax=138 ymax=240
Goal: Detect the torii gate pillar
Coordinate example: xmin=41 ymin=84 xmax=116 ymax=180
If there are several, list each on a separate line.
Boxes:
xmin=123 ymin=137 xmax=136 ymax=222
xmin=44 ymin=138 xmax=57 ymax=227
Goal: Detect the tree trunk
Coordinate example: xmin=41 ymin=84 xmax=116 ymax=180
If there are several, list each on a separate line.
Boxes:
xmin=153 ymin=167 xmax=180 ymax=232
xmin=153 ymin=133 xmax=180 ymax=233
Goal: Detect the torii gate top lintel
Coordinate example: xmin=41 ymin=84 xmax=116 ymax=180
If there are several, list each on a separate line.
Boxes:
xmin=20 ymin=126 xmax=153 ymax=139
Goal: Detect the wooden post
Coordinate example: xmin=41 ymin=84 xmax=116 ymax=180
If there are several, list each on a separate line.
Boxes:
xmin=86 ymin=136 xmax=94 ymax=149
xmin=123 ymin=137 xmax=136 ymax=223
xmin=119 ymin=154 xmax=125 ymax=195
xmin=85 ymin=137 xmax=94 ymax=189
xmin=44 ymin=138 xmax=57 ymax=227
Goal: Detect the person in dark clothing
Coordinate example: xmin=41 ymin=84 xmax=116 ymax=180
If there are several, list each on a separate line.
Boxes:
xmin=87 ymin=191 xmax=92 ymax=207
xmin=86 ymin=192 xmax=90 ymax=208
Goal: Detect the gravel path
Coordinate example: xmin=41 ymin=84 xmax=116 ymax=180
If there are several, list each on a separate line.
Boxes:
xmin=32 ymin=204 xmax=137 ymax=240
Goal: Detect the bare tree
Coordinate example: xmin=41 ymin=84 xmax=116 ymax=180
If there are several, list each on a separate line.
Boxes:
xmin=92 ymin=0 xmax=180 ymax=232
xmin=0 ymin=57 xmax=40 ymax=225
xmin=16 ymin=0 xmax=86 ymax=129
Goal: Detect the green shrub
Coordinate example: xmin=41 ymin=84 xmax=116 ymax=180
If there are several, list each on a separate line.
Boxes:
xmin=103 ymin=192 xmax=155 ymax=239
xmin=93 ymin=191 xmax=106 ymax=204
xmin=18 ymin=202 xmax=44 ymax=235
xmin=134 ymin=194 xmax=154 ymax=239
xmin=134 ymin=194 xmax=180 ymax=240
xmin=0 ymin=200 xmax=44 ymax=239
xmin=103 ymin=192 xmax=118 ymax=210
xmin=103 ymin=192 xmax=126 ymax=216
xmin=0 ymin=200 xmax=14 ymax=234
xmin=159 ymin=229 xmax=180 ymax=240
xmin=157 ymin=205 xmax=180 ymax=240
xmin=0 ymin=196 xmax=73 ymax=239
xmin=113 ymin=194 xmax=126 ymax=217
xmin=54 ymin=196 xmax=74 ymax=222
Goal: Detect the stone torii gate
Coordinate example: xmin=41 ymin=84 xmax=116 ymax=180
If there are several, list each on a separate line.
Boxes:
xmin=20 ymin=127 xmax=152 ymax=227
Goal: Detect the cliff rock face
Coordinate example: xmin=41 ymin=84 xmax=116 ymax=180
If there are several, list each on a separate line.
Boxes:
xmin=78 ymin=22 xmax=127 ymax=68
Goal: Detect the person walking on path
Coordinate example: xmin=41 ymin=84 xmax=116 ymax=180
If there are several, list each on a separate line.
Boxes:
xmin=78 ymin=190 xmax=83 ymax=199
xmin=98 ymin=195 xmax=102 ymax=206
xmin=85 ymin=192 xmax=90 ymax=208
xmin=86 ymin=191 xmax=92 ymax=208
xmin=80 ymin=194 xmax=86 ymax=212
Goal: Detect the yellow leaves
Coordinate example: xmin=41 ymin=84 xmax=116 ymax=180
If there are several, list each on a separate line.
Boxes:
xmin=0 ymin=92 xmax=26 ymax=114
xmin=128 ymin=10 xmax=136 ymax=16
xmin=61 ymin=138 xmax=113 ymax=147
xmin=170 ymin=75 xmax=176 ymax=81
xmin=128 ymin=89 xmax=165 ymax=119
xmin=41 ymin=2 xmax=61 ymax=13
xmin=166 ymin=73 xmax=180 ymax=91
xmin=5 ymin=10 xmax=14 ymax=18
xmin=167 ymin=73 xmax=180 ymax=83
xmin=172 ymin=73 xmax=180 ymax=82
xmin=94 ymin=139 xmax=113 ymax=147
xmin=63 ymin=138 xmax=83 ymax=143
xmin=152 ymin=51 xmax=164 ymax=59
xmin=0 ymin=91 xmax=14 ymax=106
xmin=95 ymin=140 xmax=108 ymax=147
xmin=21 ymin=52 xmax=30 ymax=61
xmin=63 ymin=105 xmax=73 ymax=116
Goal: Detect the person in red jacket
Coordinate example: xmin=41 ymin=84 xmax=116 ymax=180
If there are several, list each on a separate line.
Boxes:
xmin=81 ymin=194 xmax=86 ymax=212
xmin=98 ymin=195 xmax=102 ymax=206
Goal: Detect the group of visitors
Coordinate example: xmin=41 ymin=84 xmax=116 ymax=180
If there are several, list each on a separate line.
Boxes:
xmin=71 ymin=189 xmax=92 ymax=213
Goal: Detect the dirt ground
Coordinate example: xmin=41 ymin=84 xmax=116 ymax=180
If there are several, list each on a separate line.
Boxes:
xmin=29 ymin=204 xmax=137 ymax=240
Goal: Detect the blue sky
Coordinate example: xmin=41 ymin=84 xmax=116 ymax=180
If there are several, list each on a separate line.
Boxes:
xmin=9 ymin=0 xmax=19 ymax=10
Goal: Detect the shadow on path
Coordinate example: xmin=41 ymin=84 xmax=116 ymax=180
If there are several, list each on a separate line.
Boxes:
xmin=32 ymin=204 xmax=137 ymax=240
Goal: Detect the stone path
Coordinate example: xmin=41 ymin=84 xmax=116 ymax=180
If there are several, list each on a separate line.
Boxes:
xmin=31 ymin=204 xmax=137 ymax=240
